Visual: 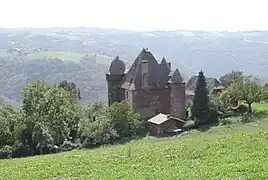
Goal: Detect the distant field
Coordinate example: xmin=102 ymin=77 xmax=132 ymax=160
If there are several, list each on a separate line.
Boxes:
xmin=1 ymin=103 xmax=268 ymax=179
xmin=0 ymin=48 xmax=114 ymax=65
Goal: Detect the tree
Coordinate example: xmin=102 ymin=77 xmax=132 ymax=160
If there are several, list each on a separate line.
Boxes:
xmin=191 ymin=71 xmax=210 ymax=124
xmin=20 ymin=80 xmax=79 ymax=153
xmin=78 ymin=102 xmax=117 ymax=147
xmin=108 ymin=101 xmax=142 ymax=138
xmin=209 ymin=90 xmax=231 ymax=114
xmin=220 ymin=71 xmax=244 ymax=88
xmin=227 ymin=76 xmax=265 ymax=113
xmin=58 ymin=80 xmax=81 ymax=102
xmin=79 ymin=115 xmax=118 ymax=146
xmin=0 ymin=106 xmax=21 ymax=147
xmin=32 ymin=122 xmax=53 ymax=155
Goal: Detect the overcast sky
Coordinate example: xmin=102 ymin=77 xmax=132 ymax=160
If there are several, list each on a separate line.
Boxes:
xmin=0 ymin=0 xmax=267 ymax=31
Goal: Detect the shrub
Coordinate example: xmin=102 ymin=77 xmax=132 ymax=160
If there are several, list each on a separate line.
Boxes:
xmin=12 ymin=143 xmax=31 ymax=158
xmin=60 ymin=140 xmax=81 ymax=152
xmin=183 ymin=120 xmax=196 ymax=131
xmin=240 ymin=112 xmax=255 ymax=123
xmin=0 ymin=145 xmax=12 ymax=159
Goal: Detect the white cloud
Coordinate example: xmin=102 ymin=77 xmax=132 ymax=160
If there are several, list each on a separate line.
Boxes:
xmin=0 ymin=0 xmax=267 ymax=31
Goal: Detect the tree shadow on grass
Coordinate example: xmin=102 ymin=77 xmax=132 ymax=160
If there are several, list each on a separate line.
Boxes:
xmin=240 ymin=110 xmax=268 ymax=124
xmin=196 ymin=121 xmax=220 ymax=132
xmin=252 ymin=110 xmax=268 ymax=119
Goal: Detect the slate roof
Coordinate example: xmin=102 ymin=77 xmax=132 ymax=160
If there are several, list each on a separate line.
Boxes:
xmin=121 ymin=48 xmax=170 ymax=90
xmin=186 ymin=76 xmax=224 ymax=95
xmin=108 ymin=55 xmax=126 ymax=75
xmin=148 ymin=113 xmax=185 ymax=125
xmin=168 ymin=69 xmax=184 ymax=84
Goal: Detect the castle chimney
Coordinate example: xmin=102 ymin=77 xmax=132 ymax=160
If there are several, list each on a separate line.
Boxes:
xmin=167 ymin=62 xmax=171 ymax=69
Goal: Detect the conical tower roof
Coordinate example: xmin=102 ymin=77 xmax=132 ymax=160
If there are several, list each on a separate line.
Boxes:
xmin=168 ymin=69 xmax=183 ymax=83
xmin=160 ymin=57 xmax=167 ymax=64
xmin=109 ymin=55 xmax=126 ymax=75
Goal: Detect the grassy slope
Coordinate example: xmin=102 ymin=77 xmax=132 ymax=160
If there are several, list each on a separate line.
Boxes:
xmin=1 ymin=104 xmax=268 ymax=179
xmin=0 ymin=48 xmax=113 ymax=65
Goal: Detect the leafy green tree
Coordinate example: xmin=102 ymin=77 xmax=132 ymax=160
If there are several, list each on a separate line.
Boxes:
xmin=22 ymin=80 xmax=49 ymax=117
xmin=79 ymin=116 xmax=118 ymax=146
xmin=220 ymin=71 xmax=244 ymax=88
xmin=20 ymin=80 xmax=79 ymax=153
xmin=32 ymin=122 xmax=53 ymax=154
xmin=191 ymin=71 xmax=210 ymax=124
xmin=108 ymin=101 xmax=142 ymax=138
xmin=43 ymin=85 xmax=77 ymax=145
xmin=0 ymin=106 xmax=21 ymax=147
xmin=78 ymin=102 xmax=117 ymax=147
xmin=227 ymin=76 xmax=265 ymax=113
xmin=58 ymin=80 xmax=81 ymax=101
xmin=209 ymin=90 xmax=231 ymax=114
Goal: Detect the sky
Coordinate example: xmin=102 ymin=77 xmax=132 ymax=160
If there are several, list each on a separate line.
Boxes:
xmin=0 ymin=0 xmax=267 ymax=31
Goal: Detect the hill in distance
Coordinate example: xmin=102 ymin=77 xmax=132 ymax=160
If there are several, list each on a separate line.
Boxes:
xmin=1 ymin=28 xmax=268 ymax=106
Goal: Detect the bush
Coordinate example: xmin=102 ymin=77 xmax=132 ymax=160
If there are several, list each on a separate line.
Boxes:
xmin=49 ymin=145 xmax=60 ymax=154
xmin=12 ymin=143 xmax=31 ymax=158
xmin=183 ymin=120 xmax=196 ymax=131
xmin=0 ymin=145 xmax=13 ymax=159
xmin=240 ymin=112 xmax=255 ymax=123
xmin=81 ymin=138 xmax=93 ymax=148
xmin=207 ymin=108 xmax=220 ymax=124
xmin=60 ymin=140 xmax=81 ymax=152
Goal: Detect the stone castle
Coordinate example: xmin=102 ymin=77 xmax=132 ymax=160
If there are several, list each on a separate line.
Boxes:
xmin=106 ymin=48 xmax=186 ymax=120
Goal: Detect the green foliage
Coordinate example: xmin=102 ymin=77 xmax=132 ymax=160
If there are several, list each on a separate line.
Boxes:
xmin=227 ymin=76 xmax=265 ymax=112
xmin=0 ymin=106 xmax=21 ymax=147
xmin=78 ymin=101 xmax=142 ymax=148
xmin=2 ymin=106 xmax=268 ymax=179
xmin=209 ymin=90 xmax=230 ymax=113
xmin=58 ymin=80 xmax=81 ymax=101
xmin=108 ymin=101 xmax=142 ymax=138
xmin=60 ymin=140 xmax=81 ymax=152
xmin=0 ymin=79 xmax=143 ymax=159
xmin=80 ymin=116 xmax=118 ymax=146
xmin=219 ymin=70 xmax=244 ymax=88
xmin=191 ymin=71 xmax=210 ymax=124
xmin=0 ymin=145 xmax=12 ymax=159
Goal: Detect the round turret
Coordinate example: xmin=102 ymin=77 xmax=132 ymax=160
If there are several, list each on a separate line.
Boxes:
xmin=109 ymin=55 xmax=126 ymax=75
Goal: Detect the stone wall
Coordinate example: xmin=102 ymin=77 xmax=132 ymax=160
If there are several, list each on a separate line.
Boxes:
xmin=149 ymin=119 xmax=185 ymax=136
xmin=169 ymin=82 xmax=186 ymax=119
xmin=132 ymin=88 xmax=170 ymax=120
xmin=106 ymin=73 xmax=125 ymax=106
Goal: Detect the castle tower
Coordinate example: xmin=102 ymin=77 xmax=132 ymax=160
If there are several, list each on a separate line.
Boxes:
xmin=106 ymin=55 xmax=126 ymax=106
xmin=168 ymin=69 xmax=186 ymax=119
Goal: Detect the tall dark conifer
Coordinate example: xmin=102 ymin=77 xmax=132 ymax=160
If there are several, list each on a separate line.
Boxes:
xmin=191 ymin=71 xmax=210 ymax=124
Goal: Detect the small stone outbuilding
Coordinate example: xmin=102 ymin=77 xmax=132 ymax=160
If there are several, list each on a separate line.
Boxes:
xmin=148 ymin=113 xmax=186 ymax=136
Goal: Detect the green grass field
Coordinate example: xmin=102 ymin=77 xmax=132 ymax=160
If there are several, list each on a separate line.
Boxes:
xmin=1 ymin=103 xmax=268 ymax=179
xmin=0 ymin=48 xmax=114 ymax=65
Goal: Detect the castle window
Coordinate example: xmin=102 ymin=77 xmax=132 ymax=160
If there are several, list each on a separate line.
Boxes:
xmin=143 ymin=73 xmax=149 ymax=87
xmin=126 ymin=91 xmax=128 ymax=98
xmin=141 ymin=60 xmax=149 ymax=88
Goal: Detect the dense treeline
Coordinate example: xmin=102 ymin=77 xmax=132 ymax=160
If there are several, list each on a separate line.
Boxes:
xmin=0 ymin=56 xmax=109 ymax=107
xmin=0 ymin=80 xmax=143 ymax=159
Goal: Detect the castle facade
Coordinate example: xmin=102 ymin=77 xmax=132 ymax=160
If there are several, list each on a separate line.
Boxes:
xmin=106 ymin=48 xmax=186 ymax=120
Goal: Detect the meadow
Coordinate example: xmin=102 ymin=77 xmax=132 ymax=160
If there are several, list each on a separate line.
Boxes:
xmin=0 ymin=103 xmax=268 ymax=179
xmin=0 ymin=48 xmax=113 ymax=65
